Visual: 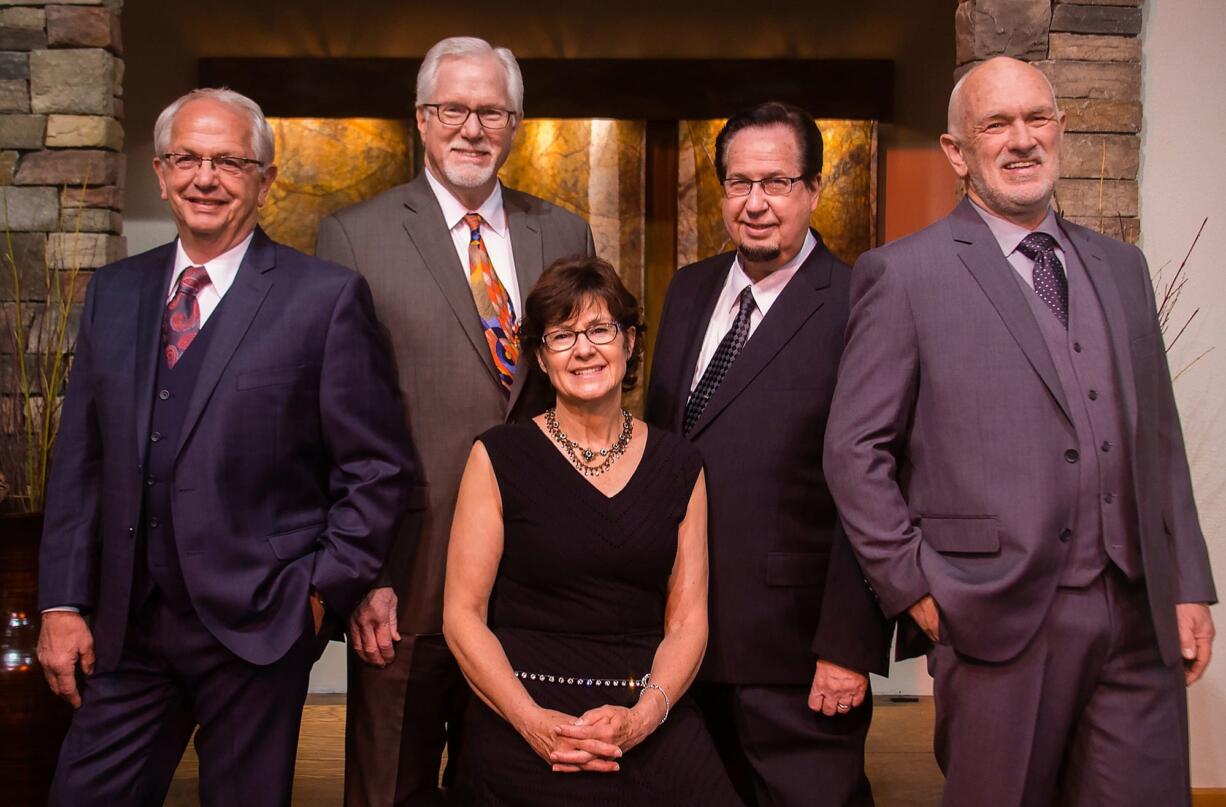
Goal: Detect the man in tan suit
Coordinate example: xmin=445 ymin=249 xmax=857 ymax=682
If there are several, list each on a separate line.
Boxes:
xmin=316 ymin=37 xmax=594 ymax=806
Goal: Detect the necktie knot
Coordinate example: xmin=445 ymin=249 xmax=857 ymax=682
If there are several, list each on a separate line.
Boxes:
xmin=463 ymin=213 xmax=483 ymax=240
xmin=1016 ymin=232 xmax=1059 ymax=261
xmin=736 ymin=285 xmax=757 ymax=318
xmin=176 ymin=265 xmax=210 ymax=296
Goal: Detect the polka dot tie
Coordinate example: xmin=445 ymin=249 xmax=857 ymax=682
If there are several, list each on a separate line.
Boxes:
xmin=1017 ymin=232 xmax=1068 ymax=328
xmin=162 ymin=265 xmax=211 ymax=368
xmin=684 ymin=286 xmax=756 ymax=435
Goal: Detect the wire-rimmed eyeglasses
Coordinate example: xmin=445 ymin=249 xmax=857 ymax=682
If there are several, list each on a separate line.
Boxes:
xmin=722 ymin=175 xmax=807 ymax=197
xmin=161 ymin=153 xmax=264 ymax=175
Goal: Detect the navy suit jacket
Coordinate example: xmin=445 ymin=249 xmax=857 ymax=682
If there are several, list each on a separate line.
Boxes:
xmin=38 ymin=228 xmax=416 ymax=669
xmin=646 ymin=235 xmax=891 ymax=685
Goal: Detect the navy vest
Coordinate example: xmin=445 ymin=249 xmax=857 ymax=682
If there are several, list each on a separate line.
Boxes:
xmin=133 ymin=300 xmax=227 ymax=613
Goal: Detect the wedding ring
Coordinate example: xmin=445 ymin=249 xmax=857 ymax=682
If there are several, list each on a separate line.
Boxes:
xmin=837 ymin=703 xmax=850 ymax=711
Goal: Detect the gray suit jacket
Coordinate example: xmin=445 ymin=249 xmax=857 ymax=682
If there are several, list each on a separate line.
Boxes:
xmin=823 ymin=199 xmax=1215 ymax=665
xmin=316 ymin=173 xmax=594 ymax=634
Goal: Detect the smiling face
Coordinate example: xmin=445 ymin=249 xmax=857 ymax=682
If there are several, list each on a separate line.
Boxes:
xmin=536 ymin=298 xmax=635 ymax=408
xmin=416 ymin=54 xmax=518 ymax=208
xmin=152 ymin=98 xmax=276 ymax=263
xmin=720 ymin=124 xmax=821 ymax=281
xmin=940 ymin=58 xmax=1066 ymax=229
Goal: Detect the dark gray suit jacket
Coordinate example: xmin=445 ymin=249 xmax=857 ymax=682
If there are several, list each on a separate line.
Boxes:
xmin=824 ymin=199 xmax=1216 ymax=665
xmin=316 ymin=173 xmax=594 ymax=634
xmin=647 ymin=235 xmax=891 ymax=685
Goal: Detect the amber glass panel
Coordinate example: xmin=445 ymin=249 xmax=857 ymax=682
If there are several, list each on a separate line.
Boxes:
xmin=678 ymin=119 xmax=877 ymax=268
xmin=259 ymin=118 xmax=414 ymax=254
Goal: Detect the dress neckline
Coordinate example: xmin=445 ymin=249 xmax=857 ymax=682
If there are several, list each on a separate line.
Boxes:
xmin=530 ymin=419 xmax=653 ymax=501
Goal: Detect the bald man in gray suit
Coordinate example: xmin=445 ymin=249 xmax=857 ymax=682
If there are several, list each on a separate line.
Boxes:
xmin=824 ymin=57 xmax=1215 ymax=806
xmin=316 ymin=37 xmax=592 ymax=806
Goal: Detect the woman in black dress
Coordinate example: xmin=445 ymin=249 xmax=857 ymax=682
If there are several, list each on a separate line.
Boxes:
xmin=443 ymin=257 xmax=741 ymax=806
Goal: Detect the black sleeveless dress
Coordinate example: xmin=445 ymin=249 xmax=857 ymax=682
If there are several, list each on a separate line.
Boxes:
xmin=455 ymin=423 xmax=742 ymax=807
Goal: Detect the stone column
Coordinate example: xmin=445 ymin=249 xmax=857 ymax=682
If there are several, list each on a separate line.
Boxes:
xmin=1 ymin=0 xmax=124 ymax=506
xmin=955 ymin=0 xmax=1143 ymax=243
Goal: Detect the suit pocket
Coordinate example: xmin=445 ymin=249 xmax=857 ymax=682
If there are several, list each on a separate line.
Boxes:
xmin=236 ymin=364 xmax=315 ymax=390
xmin=765 ymin=551 xmax=829 ymax=587
xmin=920 ymin=515 xmax=1000 ymax=555
xmin=268 ymin=521 xmax=325 ymax=560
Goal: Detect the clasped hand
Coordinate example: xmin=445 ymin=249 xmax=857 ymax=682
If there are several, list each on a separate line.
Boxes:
xmin=521 ymin=702 xmax=659 ymax=773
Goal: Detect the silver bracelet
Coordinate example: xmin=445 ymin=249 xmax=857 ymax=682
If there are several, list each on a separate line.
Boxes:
xmin=637 ymin=679 xmax=670 ymax=725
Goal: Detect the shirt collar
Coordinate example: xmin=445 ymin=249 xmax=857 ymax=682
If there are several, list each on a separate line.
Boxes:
xmin=170 ymin=230 xmax=254 ymax=300
xmin=725 ymin=230 xmax=817 ymax=316
xmin=969 ymin=199 xmax=1065 ymax=258
xmin=424 ymin=167 xmax=507 ymax=237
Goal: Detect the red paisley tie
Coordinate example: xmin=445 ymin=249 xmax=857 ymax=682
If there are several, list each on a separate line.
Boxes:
xmin=162 ymin=265 xmax=211 ymax=368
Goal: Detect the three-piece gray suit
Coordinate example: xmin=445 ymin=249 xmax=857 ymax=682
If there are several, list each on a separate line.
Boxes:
xmin=824 ymin=199 xmax=1216 ymax=806
xmin=316 ymin=172 xmax=593 ymax=805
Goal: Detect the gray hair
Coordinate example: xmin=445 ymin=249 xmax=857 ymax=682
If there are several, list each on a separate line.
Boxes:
xmin=415 ymin=36 xmax=524 ymax=116
xmin=946 ymin=56 xmax=1060 ymax=139
xmin=153 ymin=87 xmax=276 ymax=167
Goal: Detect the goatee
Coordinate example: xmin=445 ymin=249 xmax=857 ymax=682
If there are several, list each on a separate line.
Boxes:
xmin=738 ymin=244 xmax=781 ymax=264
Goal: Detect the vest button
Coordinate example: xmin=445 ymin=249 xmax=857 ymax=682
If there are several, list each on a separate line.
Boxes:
xmin=1064 ymin=449 xmax=1080 ymax=463
xmin=145 ymin=476 xmax=156 ymax=486
xmin=1073 ymin=342 xmax=1083 ymax=353
xmin=150 ymin=431 xmax=162 ymax=443
xmin=149 ymin=517 xmax=160 ymax=528
xmin=1104 ymin=493 xmax=1115 ymax=504
xmin=159 ymin=389 xmax=171 ymax=400
xmin=1087 ymin=389 xmax=1098 ymax=400
xmin=1059 ymin=528 xmax=1073 ymax=543
xmin=1100 ymin=441 xmax=1112 ymax=453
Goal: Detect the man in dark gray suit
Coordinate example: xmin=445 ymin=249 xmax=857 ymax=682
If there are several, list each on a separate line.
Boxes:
xmin=824 ymin=56 xmax=1215 ymax=806
xmin=316 ymin=37 xmax=593 ymax=807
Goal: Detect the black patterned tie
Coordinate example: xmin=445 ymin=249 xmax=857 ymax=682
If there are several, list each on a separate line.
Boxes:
xmin=684 ymin=286 xmax=756 ymax=435
xmin=1017 ymin=232 xmax=1068 ymax=328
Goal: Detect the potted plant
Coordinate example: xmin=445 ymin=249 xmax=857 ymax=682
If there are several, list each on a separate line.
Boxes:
xmin=1 ymin=187 xmax=85 ymax=804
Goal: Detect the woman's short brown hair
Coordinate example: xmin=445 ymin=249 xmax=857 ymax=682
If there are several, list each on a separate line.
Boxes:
xmin=520 ymin=256 xmax=646 ymax=391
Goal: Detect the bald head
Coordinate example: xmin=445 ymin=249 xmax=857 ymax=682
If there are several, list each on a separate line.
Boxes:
xmin=947 ymin=57 xmax=1059 ymax=140
xmin=938 ymin=56 xmax=1066 ymax=228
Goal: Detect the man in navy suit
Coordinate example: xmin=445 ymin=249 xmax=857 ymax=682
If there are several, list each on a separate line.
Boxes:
xmin=35 ymin=88 xmax=415 ymax=807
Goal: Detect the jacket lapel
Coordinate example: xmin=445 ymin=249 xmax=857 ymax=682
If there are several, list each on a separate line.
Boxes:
xmin=505 ymin=188 xmax=544 ymax=415
xmin=401 ymin=175 xmax=502 ymax=390
xmin=673 ymin=257 xmax=729 ymax=433
xmin=174 ymin=228 xmax=275 ymax=457
xmin=950 ymin=200 xmax=1073 ymax=425
xmin=1063 ymin=219 xmax=1139 ymax=439
xmin=133 ymin=243 xmax=176 ymax=462
xmin=686 ymin=237 xmax=832 ymax=438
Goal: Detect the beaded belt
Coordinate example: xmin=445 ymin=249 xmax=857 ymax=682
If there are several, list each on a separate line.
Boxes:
xmin=514 ymin=670 xmax=650 ymax=688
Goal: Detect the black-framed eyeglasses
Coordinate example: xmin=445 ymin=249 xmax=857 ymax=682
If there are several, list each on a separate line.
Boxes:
xmin=540 ymin=321 xmax=622 ymax=352
xmin=421 ymin=103 xmax=517 ymax=130
xmin=723 ymin=175 xmax=807 ymax=197
xmin=161 ymin=153 xmax=264 ymax=175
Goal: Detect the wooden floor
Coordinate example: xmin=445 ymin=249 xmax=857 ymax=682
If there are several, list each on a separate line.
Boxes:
xmin=168 ymin=695 xmax=944 ymax=806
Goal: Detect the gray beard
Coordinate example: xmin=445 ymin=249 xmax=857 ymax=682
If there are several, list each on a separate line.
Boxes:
xmin=443 ymin=161 xmax=497 ymax=190
xmin=738 ymin=243 xmax=781 ymax=264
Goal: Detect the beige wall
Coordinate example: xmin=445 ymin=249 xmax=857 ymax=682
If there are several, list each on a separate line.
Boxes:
xmin=1141 ymin=0 xmax=1226 ymax=789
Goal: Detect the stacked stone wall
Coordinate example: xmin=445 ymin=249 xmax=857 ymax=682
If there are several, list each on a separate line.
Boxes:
xmin=956 ymin=0 xmax=1143 ymax=243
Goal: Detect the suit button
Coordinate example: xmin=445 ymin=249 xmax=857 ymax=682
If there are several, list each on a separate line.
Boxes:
xmin=1087 ymin=390 xmax=1098 ymax=401
xmin=1100 ymin=441 xmax=1112 ymax=453
xmin=1104 ymin=493 xmax=1115 ymax=504
xmin=1073 ymin=342 xmax=1083 ymax=353
xmin=1059 ymin=528 xmax=1073 ymax=543
xmin=149 ymin=517 xmax=160 ymax=528
xmin=145 ymin=476 xmax=156 ymax=486
xmin=159 ymin=389 xmax=171 ymax=400
xmin=1064 ymin=449 xmax=1079 ymax=463
xmin=150 ymin=431 xmax=162 ymax=443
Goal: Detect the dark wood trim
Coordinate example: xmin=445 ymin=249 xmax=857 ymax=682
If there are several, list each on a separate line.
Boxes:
xmin=199 ymin=58 xmax=894 ymax=121
xmin=642 ymin=120 xmax=680 ymax=383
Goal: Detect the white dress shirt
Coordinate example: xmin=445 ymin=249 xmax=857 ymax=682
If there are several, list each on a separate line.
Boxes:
xmin=690 ymin=231 xmax=817 ymax=392
xmin=168 ymin=230 xmax=254 ymax=324
xmin=423 ymin=168 xmax=523 ymax=315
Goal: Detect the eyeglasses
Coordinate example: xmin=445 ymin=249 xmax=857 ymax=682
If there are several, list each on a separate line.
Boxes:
xmin=161 ymin=153 xmax=264 ymax=175
xmin=723 ymin=175 xmax=807 ymax=197
xmin=540 ymin=321 xmax=622 ymax=352
xmin=420 ymin=103 xmax=516 ymax=130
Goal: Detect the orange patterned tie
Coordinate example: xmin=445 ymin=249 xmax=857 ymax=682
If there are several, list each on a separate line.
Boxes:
xmin=464 ymin=213 xmax=518 ymax=390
